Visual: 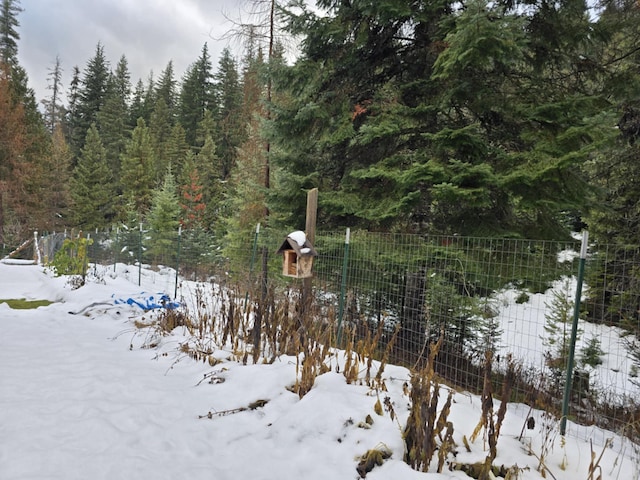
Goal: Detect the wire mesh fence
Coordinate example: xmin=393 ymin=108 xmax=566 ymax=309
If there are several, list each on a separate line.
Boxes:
xmin=33 ymin=226 xmax=640 ymax=444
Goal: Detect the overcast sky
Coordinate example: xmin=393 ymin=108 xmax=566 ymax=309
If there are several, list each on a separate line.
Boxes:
xmin=16 ymin=0 xmax=263 ymax=104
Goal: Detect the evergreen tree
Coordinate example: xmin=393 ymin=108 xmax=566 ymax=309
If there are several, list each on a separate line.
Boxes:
xmin=149 ymin=96 xmax=173 ymax=181
xmin=165 ymin=123 xmax=189 ymax=175
xmin=70 ymin=123 xmax=115 ymax=229
xmin=129 ymin=78 xmax=148 ymax=125
xmin=197 ymin=133 xmax=224 ymax=229
xmin=120 ymin=117 xmax=155 ymax=214
xmin=116 ymin=199 xmax=143 ymax=263
xmin=128 ymin=74 xmax=154 ymax=127
xmin=213 ymin=48 xmax=243 ymax=179
xmin=112 ymin=55 xmax=131 ymax=105
xmin=155 ymin=61 xmax=177 ymax=117
xmin=178 ymin=150 xmax=206 ymax=230
xmin=97 ymin=72 xmax=131 ymax=183
xmin=224 ymin=122 xmax=267 ymax=249
xmin=577 ymin=0 xmax=640 ymax=341
xmin=147 ymin=169 xmax=180 ymax=264
xmin=70 ymin=43 xmax=110 ymax=155
xmin=272 ymin=0 xmax=618 ymax=238
xmin=0 ymin=0 xmax=21 ymax=66
xmin=179 ymin=43 xmax=214 ymax=147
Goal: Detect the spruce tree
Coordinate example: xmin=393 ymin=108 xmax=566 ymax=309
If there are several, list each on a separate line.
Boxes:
xmin=213 ymin=48 xmax=243 ymax=179
xmin=272 ymin=0 xmax=619 ymax=238
xmin=70 ymin=123 xmax=115 ymax=229
xmin=65 ymin=65 xmax=82 ymax=158
xmin=129 ymin=74 xmax=154 ymax=127
xmin=0 ymin=0 xmax=21 ymax=66
xmin=69 ymin=43 xmax=110 ymax=156
xmin=120 ymin=117 xmax=155 ymax=215
xmin=155 ymin=61 xmax=177 ymax=117
xmin=197 ymin=133 xmax=224 ymax=229
xmin=149 ymin=96 xmax=173 ymax=181
xmin=97 ymin=72 xmax=131 ymax=183
xmin=147 ymin=169 xmax=180 ymax=264
xmin=165 ymin=123 xmax=189 ymax=175
xmin=179 ymin=43 xmax=214 ymax=147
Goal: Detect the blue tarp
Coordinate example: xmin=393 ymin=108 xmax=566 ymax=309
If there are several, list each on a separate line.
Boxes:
xmin=113 ymin=293 xmax=180 ymax=310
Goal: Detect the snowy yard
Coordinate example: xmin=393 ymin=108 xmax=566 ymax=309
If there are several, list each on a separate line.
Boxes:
xmin=0 ymin=262 xmax=638 ymax=480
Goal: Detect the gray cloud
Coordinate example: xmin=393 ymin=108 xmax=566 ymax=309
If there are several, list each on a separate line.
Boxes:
xmin=17 ymin=0 xmax=248 ymax=104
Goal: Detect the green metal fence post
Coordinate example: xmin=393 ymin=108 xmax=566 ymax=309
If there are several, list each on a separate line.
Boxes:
xmin=174 ymin=225 xmax=182 ymax=299
xmin=82 ymin=233 xmax=90 ymax=284
xmin=114 ymin=227 xmax=119 ymax=272
xmin=336 ymin=227 xmax=351 ymax=346
xmin=560 ymin=230 xmax=589 ymax=436
xmin=138 ymin=222 xmax=143 ymax=287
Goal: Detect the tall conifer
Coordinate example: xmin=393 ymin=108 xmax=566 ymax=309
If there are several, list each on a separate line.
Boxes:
xmin=70 ymin=123 xmax=115 ymax=229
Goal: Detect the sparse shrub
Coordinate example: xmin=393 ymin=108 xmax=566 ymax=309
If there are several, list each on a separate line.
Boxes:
xmin=50 ymin=236 xmax=93 ymax=286
xmin=515 ymin=291 xmax=530 ymax=304
xmin=403 ymin=336 xmax=456 ymax=473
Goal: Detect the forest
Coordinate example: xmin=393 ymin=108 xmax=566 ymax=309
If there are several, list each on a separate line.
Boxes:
xmin=0 ymin=0 xmax=639 ymax=250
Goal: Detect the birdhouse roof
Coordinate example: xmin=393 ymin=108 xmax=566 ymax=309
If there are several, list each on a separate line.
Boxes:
xmin=275 ymin=237 xmax=317 ymax=256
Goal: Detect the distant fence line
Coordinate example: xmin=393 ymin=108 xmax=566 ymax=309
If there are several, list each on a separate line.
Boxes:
xmin=30 ymin=226 xmax=640 ymax=444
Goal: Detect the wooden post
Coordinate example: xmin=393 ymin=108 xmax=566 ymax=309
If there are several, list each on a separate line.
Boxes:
xmin=305 ymin=188 xmax=318 ymax=245
xmin=302 ymin=188 xmax=318 ymax=322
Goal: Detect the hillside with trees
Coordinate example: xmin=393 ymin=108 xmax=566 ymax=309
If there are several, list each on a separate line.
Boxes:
xmin=1 ymin=0 xmax=639 ymax=249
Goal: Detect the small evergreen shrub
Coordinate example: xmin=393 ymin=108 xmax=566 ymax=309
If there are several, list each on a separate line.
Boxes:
xmin=50 ymin=236 xmax=93 ymax=280
xmin=580 ymin=336 xmax=604 ymax=368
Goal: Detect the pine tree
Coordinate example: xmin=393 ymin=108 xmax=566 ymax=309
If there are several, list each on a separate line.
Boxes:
xmin=120 ymin=117 xmax=155 ymax=215
xmin=70 ymin=123 xmax=115 ymax=229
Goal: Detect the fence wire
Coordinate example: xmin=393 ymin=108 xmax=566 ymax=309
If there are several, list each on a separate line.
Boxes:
xmin=36 ymin=227 xmax=640 ymax=444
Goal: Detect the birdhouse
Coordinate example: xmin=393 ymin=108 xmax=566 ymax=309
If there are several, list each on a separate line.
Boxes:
xmin=276 ymin=231 xmax=317 ymax=279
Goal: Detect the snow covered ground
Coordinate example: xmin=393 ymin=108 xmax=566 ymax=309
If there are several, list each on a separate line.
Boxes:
xmin=1 ymin=262 xmax=638 ymax=480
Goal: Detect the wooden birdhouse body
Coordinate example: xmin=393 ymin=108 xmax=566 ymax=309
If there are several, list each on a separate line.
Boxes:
xmin=276 ymin=233 xmax=317 ymax=279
